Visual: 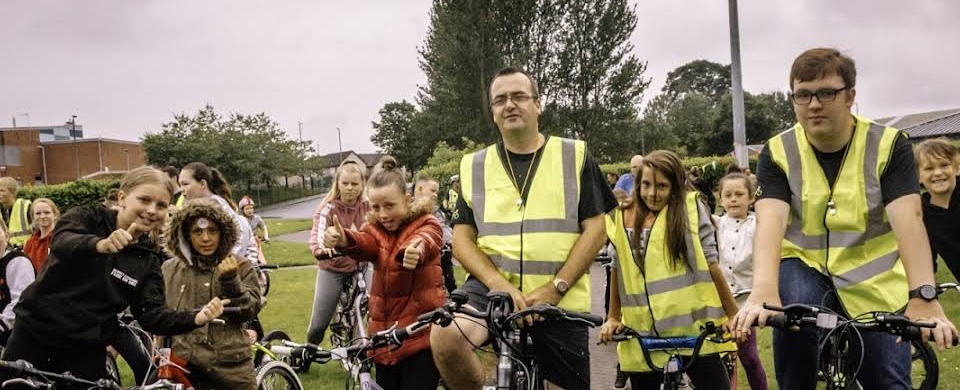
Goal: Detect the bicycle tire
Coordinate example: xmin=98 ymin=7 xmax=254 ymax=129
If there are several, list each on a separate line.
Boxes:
xmin=911 ymin=339 xmax=938 ymax=390
xmin=256 ymin=330 xmax=297 ymax=369
xmin=262 ymin=270 xmax=271 ymax=296
xmin=256 ymin=360 xmax=304 ymax=390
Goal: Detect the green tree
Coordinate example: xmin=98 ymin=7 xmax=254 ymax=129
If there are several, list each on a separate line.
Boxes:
xmin=661 ymin=60 xmax=731 ymax=105
xmin=142 ymin=105 xmax=303 ymax=188
xmin=370 ymin=101 xmax=425 ymax=168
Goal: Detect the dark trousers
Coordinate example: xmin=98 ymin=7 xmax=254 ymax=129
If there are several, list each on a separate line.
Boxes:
xmin=1 ymin=327 xmax=106 ymax=390
xmin=375 ymin=349 xmax=440 ymax=390
xmin=627 ymin=354 xmax=730 ymax=390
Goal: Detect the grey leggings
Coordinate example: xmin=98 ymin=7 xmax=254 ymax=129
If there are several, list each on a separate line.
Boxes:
xmin=306 ymin=266 xmax=372 ymax=345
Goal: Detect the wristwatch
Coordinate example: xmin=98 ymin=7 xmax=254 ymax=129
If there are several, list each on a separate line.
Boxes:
xmin=552 ymin=277 xmax=570 ymax=294
xmin=909 ymin=284 xmax=938 ymax=302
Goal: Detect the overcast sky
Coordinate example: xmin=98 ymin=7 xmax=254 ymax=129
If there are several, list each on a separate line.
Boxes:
xmin=2 ymin=0 xmax=958 ymax=155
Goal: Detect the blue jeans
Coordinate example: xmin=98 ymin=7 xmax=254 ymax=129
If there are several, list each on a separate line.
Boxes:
xmin=773 ymin=258 xmax=910 ymax=390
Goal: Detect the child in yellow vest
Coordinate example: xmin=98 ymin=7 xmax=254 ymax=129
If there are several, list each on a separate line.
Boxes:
xmin=599 ymin=150 xmax=738 ymax=390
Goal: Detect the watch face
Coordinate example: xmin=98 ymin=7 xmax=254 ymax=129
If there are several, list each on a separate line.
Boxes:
xmin=921 ymin=285 xmax=937 ymax=300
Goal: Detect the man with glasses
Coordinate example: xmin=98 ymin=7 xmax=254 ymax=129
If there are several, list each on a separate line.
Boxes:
xmin=732 ymin=48 xmax=957 ymax=389
xmin=431 ymin=67 xmax=616 ymax=390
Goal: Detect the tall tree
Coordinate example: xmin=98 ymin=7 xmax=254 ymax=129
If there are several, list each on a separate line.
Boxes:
xmin=370 ymin=101 xmax=425 ymax=168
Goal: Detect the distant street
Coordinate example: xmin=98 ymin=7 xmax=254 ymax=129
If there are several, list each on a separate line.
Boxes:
xmin=259 ymin=194 xmax=323 ymax=219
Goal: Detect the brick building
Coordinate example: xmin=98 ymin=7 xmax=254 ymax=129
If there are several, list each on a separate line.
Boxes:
xmin=0 ymin=125 xmax=144 ymax=185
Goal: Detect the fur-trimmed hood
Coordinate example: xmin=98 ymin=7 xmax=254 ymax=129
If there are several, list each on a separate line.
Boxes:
xmin=166 ymin=198 xmax=239 ymax=269
xmin=364 ymin=195 xmax=437 ymax=226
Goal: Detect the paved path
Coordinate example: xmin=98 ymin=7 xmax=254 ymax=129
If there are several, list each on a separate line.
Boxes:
xmin=271 ymin=207 xmax=622 ymax=388
xmin=259 ymin=194 xmax=324 ymax=219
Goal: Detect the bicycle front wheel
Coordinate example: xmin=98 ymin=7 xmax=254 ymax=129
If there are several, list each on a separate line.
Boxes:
xmin=256 ymin=361 xmax=304 ymax=390
xmin=261 ymin=270 xmax=271 ymax=296
xmin=911 ymin=340 xmax=938 ymax=390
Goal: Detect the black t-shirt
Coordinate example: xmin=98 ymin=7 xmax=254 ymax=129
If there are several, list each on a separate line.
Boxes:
xmin=452 ymin=140 xmax=618 ymax=227
xmin=922 ymin=184 xmax=960 ymax=280
xmin=756 ymin=127 xmax=918 ymax=206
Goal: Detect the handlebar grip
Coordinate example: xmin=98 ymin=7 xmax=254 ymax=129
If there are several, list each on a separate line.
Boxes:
xmin=611 ymin=334 xmax=633 ymax=342
xmin=190 ymin=306 xmax=242 ymax=315
xmin=901 ymin=326 xmax=925 ymax=342
xmin=258 ymin=264 xmax=280 ymax=270
xmin=565 ymin=311 xmax=604 ymax=326
xmin=763 ymin=314 xmax=788 ymax=329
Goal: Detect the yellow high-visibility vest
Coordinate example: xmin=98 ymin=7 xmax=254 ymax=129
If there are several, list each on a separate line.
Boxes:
xmin=608 ymin=192 xmax=735 ymax=372
xmin=8 ymin=198 xmax=32 ymax=247
xmin=767 ymin=115 xmax=908 ymax=317
xmin=460 ymin=136 xmax=590 ymax=312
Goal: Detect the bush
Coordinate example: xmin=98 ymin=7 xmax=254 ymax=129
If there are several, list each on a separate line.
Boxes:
xmin=600 ymin=154 xmax=758 ymax=189
xmin=19 ymin=180 xmax=120 ymax=212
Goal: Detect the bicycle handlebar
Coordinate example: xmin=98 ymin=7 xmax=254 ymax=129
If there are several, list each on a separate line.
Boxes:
xmin=609 ymin=322 xmax=727 ymax=374
xmin=0 ymin=360 xmax=121 ymax=389
xmin=758 ymin=303 xmax=952 ymax=344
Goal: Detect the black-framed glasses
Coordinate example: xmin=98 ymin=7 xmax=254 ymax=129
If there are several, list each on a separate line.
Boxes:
xmin=789 ymin=86 xmax=850 ymax=105
xmin=491 ymin=93 xmax=537 ymax=108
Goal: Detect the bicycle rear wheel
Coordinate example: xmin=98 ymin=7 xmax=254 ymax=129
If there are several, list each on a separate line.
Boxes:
xmin=911 ymin=340 xmax=938 ymax=390
xmin=256 ymin=361 xmax=304 ymax=390
xmin=257 ymin=330 xmax=303 ymax=370
xmin=261 ymin=270 xmax=271 ymax=296
xmin=104 ymin=354 xmax=121 ymax=387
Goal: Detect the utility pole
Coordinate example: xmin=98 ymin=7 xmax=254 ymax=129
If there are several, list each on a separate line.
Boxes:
xmin=728 ymin=0 xmax=748 ymax=168
xmin=71 ymin=115 xmax=80 ymax=179
xmin=298 ymin=121 xmax=306 ymax=188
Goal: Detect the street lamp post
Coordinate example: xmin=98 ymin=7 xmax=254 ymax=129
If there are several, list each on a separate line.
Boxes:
xmin=70 ymin=115 xmax=79 ymax=179
xmin=38 ymin=146 xmax=47 ymax=184
xmin=298 ymin=121 xmax=306 ymax=188
xmin=336 ymin=127 xmax=343 ymax=165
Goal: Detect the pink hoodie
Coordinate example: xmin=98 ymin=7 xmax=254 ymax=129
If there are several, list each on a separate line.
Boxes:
xmin=309 ymin=199 xmax=370 ymax=273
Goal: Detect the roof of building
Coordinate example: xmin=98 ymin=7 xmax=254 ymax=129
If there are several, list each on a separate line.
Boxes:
xmin=318 ymin=151 xmax=385 ymax=168
xmin=896 ymin=110 xmax=960 ymax=140
xmin=40 ymin=137 xmax=140 ymax=146
xmin=877 ymin=108 xmax=960 ymax=131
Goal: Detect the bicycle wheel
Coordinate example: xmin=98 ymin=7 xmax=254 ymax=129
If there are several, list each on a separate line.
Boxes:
xmin=256 ymin=361 xmax=304 ymax=390
xmin=256 ymin=330 xmax=296 ymax=369
xmin=261 ymin=270 xmax=271 ymax=296
xmin=911 ymin=340 xmax=938 ymax=390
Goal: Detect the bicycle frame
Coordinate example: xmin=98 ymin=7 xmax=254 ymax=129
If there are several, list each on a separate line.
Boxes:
xmin=328 ymin=266 xmax=376 ymax=388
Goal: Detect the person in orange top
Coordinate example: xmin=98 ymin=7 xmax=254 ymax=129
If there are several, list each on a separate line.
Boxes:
xmin=324 ymin=156 xmax=445 ymax=390
xmin=23 ymin=198 xmax=60 ymax=272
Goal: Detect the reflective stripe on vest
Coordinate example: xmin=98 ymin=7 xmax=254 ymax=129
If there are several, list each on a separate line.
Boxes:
xmin=460 ymin=136 xmax=589 ymax=312
xmin=610 ymin=192 xmax=734 ymax=372
xmin=768 ymin=116 xmax=907 ymax=317
xmin=8 ymin=198 xmax=32 ymax=246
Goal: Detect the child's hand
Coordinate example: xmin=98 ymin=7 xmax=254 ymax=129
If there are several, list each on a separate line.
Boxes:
xmin=323 ymin=215 xmax=347 ymax=248
xmin=402 ymin=238 xmax=423 ymax=270
xmin=194 ymin=297 xmax=231 ymax=326
xmin=599 ymin=317 xmax=624 ymax=344
xmin=96 ymin=223 xmax=141 ymax=254
xmin=218 ymin=254 xmax=239 ymax=280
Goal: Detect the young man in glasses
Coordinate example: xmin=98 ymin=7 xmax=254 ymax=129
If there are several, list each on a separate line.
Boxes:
xmin=732 ymin=48 xmax=957 ymax=389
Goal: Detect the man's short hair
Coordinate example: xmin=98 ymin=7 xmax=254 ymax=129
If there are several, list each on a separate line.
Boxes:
xmin=160 ymin=166 xmax=179 ymax=179
xmin=789 ymin=48 xmax=857 ymax=90
xmin=488 ymin=66 xmax=541 ymax=102
xmin=0 ymin=177 xmax=18 ymax=194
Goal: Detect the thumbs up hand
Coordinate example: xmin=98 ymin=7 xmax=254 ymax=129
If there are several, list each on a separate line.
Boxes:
xmin=402 ymin=237 xmax=424 ymax=270
xmin=97 ymin=222 xmax=138 ymax=254
xmin=323 ymin=215 xmax=347 ymax=248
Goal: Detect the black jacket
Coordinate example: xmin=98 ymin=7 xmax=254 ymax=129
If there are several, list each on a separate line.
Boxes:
xmin=14 ymin=204 xmax=198 ymax=345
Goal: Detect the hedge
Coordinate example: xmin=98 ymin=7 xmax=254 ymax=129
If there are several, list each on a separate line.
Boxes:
xmin=18 ymin=180 xmax=120 ymax=213
xmin=599 ymin=154 xmax=758 ymax=189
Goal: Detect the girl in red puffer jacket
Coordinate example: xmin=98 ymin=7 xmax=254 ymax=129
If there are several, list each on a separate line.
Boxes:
xmin=324 ymin=156 xmax=445 ymax=390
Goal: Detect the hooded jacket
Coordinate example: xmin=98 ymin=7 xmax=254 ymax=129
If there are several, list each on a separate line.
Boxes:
xmin=340 ymin=197 xmax=446 ymax=365
xmin=162 ymin=198 xmax=262 ymax=367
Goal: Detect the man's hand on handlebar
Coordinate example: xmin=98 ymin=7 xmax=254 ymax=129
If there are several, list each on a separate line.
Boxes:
xmin=904 ymin=298 xmax=958 ymax=350
xmin=524 ymin=282 xmax=563 ymax=323
xmin=486 ymin=279 xmax=531 ymax=326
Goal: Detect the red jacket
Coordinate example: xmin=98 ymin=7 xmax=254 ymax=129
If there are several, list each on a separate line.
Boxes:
xmin=341 ymin=200 xmax=446 ymax=365
xmin=23 ymin=229 xmax=52 ymax=272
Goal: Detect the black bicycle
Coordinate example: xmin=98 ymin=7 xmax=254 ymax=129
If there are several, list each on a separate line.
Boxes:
xmin=760 ymin=302 xmax=951 ymax=390
xmin=419 ymin=289 xmax=604 ymax=390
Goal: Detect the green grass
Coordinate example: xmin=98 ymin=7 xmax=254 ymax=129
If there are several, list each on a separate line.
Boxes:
xmin=265 ymin=218 xmax=313 ymax=237
xmin=114 ymin=219 xmax=960 ymax=389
